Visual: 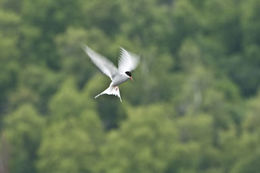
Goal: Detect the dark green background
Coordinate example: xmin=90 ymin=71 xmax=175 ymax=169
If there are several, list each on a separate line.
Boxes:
xmin=0 ymin=0 xmax=260 ymax=172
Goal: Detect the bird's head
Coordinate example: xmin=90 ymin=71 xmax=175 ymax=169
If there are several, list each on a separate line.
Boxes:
xmin=125 ymin=71 xmax=133 ymax=80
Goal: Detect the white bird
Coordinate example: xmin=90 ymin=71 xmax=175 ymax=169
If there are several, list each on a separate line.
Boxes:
xmin=83 ymin=45 xmax=140 ymax=102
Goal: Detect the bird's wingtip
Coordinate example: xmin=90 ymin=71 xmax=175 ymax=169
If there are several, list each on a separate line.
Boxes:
xmin=81 ymin=44 xmax=93 ymax=54
xmin=119 ymin=46 xmax=126 ymax=52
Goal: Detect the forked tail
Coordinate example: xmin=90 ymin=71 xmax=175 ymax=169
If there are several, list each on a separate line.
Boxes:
xmin=95 ymin=83 xmax=122 ymax=102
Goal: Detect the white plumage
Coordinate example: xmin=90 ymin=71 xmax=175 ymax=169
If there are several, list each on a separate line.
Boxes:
xmin=83 ymin=45 xmax=140 ymax=102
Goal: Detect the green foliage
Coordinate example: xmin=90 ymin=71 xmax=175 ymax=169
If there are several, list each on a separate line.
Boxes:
xmin=97 ymin=105 xmax=177 ymax=173
xmin=37 ymin=110 xmax=103 ymax=173
xmin=0 ymin=10 xmax=20 ymax=105
xmin=4 ymin=104 xmax=45 ymax=173
xmin=0 ymin=0 xmax=259 ymax=172
xmin=231 ymin=149 xmax=260 ymax=173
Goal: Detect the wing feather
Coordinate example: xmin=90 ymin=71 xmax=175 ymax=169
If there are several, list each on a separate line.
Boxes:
xmin=118 ymin=48 xmax=139 ymax=73
xmin=83 ymin=45 xmax=118 ymax=80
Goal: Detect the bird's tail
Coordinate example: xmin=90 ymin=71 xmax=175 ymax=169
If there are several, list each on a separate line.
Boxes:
xmin=95 ymin=83 xmax=122 ymax=102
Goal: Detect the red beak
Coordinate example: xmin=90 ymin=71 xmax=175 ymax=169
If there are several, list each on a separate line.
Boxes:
xmin=130 ymin=76 xmax=133 ymax=81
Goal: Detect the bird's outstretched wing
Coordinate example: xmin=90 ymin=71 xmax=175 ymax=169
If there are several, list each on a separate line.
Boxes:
xmin=118 ymin=47 xmax=140 ymax=73
xmin=83 ymin=45 xmax=118 ymax=80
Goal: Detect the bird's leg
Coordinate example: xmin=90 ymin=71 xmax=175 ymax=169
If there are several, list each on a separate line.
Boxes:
xmin=112 ymin=85 xmax=119 ymax=90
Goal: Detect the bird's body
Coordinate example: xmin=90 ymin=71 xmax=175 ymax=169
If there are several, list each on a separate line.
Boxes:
xmin=83 ymin=45 xmax=139 ymax=102
xmin=111 ymin=73 xmax=129 ymax=86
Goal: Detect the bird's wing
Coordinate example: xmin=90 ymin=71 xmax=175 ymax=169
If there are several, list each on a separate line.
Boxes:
xmin=83 ymin=45 xmax=118 ymax=80
xmin=118 ymin=47 xmax=140 ymax=73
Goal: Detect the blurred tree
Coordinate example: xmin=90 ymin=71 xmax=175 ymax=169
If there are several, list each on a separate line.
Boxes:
xmin=176 ymin=114 xmax=213 ymax=145
xmin=0 ymin=134 xmax=9 ymax=173
xmin=6 ymin=65 xmax=62 ymax=114
xmin=243 ymin=91 xmax=260 ymax=133
xmin=203 ymin=0 xmax=242 ymax=54
xmin=0 ymin=0 xmax=24 ymax=13
xmin=118 ymin=0 xmax=173 ymax=48
xmin=0 ymin=10 xmax=20 ymax=116
xmin=97 ymin=104 xmax=177 ymax=173
xmin=37 ymin=110 xmax=103 ymax=173
xmin=241 ymin=0 xmax=260 ymax=46
xmin=19 ymin=0 xmax=83 ymax=68
xmin=231 ymin=149 xmax=260 ymax=173
xmin=81 ymin=0 xmax=123 ymax=36
xmin=4 ymin=104 xmax=45 ymax=173
xmin=49 ymin=78 xmax=95 ymax=120
xmin=173 ymin=39 xmax=241 ymax=118
xmin=166 ymin=114 xmax=222 ymax=173
xmin=225 ymin=45 xmax=260 ymax=97
xmin=0 ymin=0 xmax=259 ymax=172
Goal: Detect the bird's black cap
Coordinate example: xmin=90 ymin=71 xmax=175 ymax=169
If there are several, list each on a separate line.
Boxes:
xmin=125 ymin=71 xmax=132 ymax=77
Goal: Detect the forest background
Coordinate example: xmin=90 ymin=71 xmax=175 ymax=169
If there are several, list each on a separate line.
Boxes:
xmin=0 ymin=0 xmax=260 ymax=172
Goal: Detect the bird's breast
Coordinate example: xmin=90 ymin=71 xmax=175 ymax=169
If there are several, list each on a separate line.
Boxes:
xmin=112 ymin=75 xmax=128 ymax=86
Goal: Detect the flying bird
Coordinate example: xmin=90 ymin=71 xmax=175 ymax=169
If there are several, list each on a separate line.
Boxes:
xmin=83 ymin=45 xmax=140 ymax=102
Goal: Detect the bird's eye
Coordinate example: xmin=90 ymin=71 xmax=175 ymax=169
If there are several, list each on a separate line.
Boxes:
xmin=125 ymin=71 xmax=132 ymax=77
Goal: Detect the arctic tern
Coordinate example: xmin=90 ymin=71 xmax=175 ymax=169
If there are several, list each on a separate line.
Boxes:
xmin=83 ymin=45 xmax=139 ymax=102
